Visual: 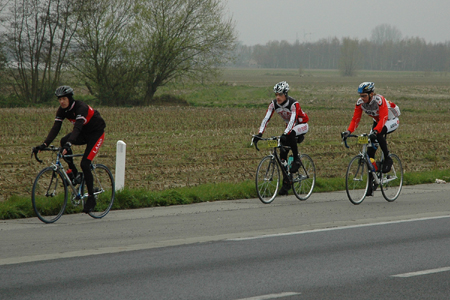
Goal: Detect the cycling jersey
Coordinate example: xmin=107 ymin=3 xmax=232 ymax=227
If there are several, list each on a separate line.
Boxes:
xmin=348 ymin=94 xmax=400 ymax=133
xmin=44 ymin=100 xmax=106 ymax=146
xmin=259 ymin=96 xmax=309 ymax=135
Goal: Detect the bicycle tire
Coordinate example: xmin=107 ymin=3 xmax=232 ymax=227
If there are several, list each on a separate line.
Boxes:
xmin=31 ymin=167 xmax=68 ymax=223
xmin=345 ymin=155 xmax=369 ymax=205
xmin=292 ymin=154 xmax=316 ymax=201
xmin=88 ymin=164 xmax=115 ymax=218
xmin=381 ymin=154 xmax=403 ymax=202
xmin=255 ymin=156 xmax=280 ymax=204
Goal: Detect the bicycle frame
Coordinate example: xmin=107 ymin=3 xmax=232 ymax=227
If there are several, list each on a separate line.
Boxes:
xmin=32 ymin=145 xmax=115 ymax=223
xmin=252 ymin=136 xmax=310 ymax=183
xmin=343 ymin=133 xmax=382 ymax=185
xmin=34 ymin=147 xmax=88 ymax=203
xmin=342 ymin=131 xmax=403 ymax=204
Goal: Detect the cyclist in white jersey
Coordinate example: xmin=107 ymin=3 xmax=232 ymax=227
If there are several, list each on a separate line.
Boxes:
xmin=253 ymin=81 xmax=309 ymax=195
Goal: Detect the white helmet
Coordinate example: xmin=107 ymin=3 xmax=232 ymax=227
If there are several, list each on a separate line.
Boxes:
xmin=273 ymin=81 xmax=290 ymax=95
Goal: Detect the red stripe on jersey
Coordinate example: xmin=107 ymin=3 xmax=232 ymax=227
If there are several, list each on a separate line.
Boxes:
xmin=85 ymin=106 xmax=94 ymax=124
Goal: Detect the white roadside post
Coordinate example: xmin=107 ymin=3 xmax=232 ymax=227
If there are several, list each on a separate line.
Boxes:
xmin=115 ymin=140 xmax=126 ymax=191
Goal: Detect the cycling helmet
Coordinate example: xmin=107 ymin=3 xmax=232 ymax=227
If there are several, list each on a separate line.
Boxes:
xmin=358 ymin=82 xmax=375 ymax=94
xmin=55 ymin=85 xmax=74 ymax=98
xmin=273 ymin=81 xmax=290 ymax=95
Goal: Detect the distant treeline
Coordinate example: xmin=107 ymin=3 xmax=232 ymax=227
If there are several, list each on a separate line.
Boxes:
xmin=232 ymin=37 xmax=450 ymax=72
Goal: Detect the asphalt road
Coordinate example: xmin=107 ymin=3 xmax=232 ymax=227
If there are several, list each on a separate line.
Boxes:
xmin=1 ymin=183 xmax=450 ymax=299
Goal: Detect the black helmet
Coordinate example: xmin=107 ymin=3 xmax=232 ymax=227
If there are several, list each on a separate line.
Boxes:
xmin=55 ymin=85 xmax=74 ymax=98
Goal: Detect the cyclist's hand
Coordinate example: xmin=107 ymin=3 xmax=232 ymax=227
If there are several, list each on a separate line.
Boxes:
xmin=341 ymin=130 xmax=351 ymax=139
xmin=369 ymin=130 xmax=378 ymax=141
xmin=252 ymin=133 xmax=262 ymax=145
xmin=280 ymin=133 xmax=288 ymax=145
xmin=61 ymin=142 xmax=72 ymax=155
xmin=33 ymin=143 xmax=46 ymax=154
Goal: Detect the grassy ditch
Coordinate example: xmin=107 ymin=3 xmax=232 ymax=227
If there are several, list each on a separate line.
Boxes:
xmin=1 ymin=169 xmax=449 ymax=220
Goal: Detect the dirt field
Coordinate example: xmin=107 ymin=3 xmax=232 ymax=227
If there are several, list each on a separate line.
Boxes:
xmin=1 ymin=70 xmax=449 ymax=201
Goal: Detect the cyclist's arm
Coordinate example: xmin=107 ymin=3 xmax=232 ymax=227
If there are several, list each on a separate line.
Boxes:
xmin=284 ymin=102 xmax=299 ymax=134
xmin=43 ymin=111 xmax=64 ymax=146
xmin=258 ymin=102 xmax=275 ymax=134
xmin=297 ymin=104 xmax=309 ymax=124
xmin=347 ymin=102 xmax=363 ymax=133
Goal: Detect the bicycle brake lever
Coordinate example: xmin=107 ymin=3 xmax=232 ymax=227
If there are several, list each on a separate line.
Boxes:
xmin=33 ymin=150 xmax=43 ymax=163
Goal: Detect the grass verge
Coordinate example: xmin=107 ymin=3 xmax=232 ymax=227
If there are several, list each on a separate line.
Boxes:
xmin=2 ymin=169 xmax=449 ymax=221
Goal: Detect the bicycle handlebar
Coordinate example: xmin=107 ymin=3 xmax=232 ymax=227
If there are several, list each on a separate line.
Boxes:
xmin=31 ymin=146 xmax=60 ymax=163
xmin=250 ymin=135 xmax=279 ymax=151
xmin=31 ymin=146 xmax=82 ymax=163
xmin=340 ymin=132 xmax=358 ymax=149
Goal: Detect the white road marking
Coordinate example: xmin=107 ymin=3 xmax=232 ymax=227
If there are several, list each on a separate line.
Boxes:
xmin=235 ymin=292 xmax=301 ymax=300
xmin=228 ymin=215 xmax=450 ymax=241
xmin=392 ymin=267 xmax=450 ymax=278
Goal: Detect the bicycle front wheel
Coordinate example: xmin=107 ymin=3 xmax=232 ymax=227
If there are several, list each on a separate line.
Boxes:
xmin=88 ymin=164 xmax=115 ymax=218
xmin=345 ymin=155 xmax=369 ymax=205
xmin=32 ymin=167 xmax=68 ymax=223
xmin=255 ymin=156 xmax=280 ymax=204
xmin=292 ymin=154 xmax=316 ymax=201
xmin=381 ymin=154 xmax=403 ymax=202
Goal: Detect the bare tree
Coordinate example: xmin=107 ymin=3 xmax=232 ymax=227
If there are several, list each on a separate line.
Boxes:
xmin=2 ymin=0 xmax=81 ymax=104
xmin=71 ymin=0 xmax=141 ymax=105
xmin=136 ymin=0 xmax=236 ymax=104
xmin=339 ymin=37 xmax=361 ymax=76
xmin=371 ymin=24 xmax=402 ymax=45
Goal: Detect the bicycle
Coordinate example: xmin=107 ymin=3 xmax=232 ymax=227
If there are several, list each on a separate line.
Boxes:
xmin=31 ymin=146 xmax=115 ymax=223
xmin=341 ymin=132 xmax=403 ymax=205
xmin=251 ymin=135 xmax=316 ymax=204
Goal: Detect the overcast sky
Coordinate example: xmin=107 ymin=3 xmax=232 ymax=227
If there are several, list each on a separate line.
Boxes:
xmin=223 ymin=0 xmax=450 ymax=45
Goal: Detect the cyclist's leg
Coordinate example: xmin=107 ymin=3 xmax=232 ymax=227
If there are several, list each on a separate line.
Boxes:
xmin=80 ymin=131 xmax=104 ymax=213
xmin=60 ymin=133 xmax=79 ymax=173
xmin=291 ymin=123 xmax=309 ymax=157
xmin=379 ymin=118 xmax=399 ymax=172
xmin=375 ymin=118 xmax=399 ymax=158
xmin=81 ymin=131 xmax=105 ymax=198
xmin=290 ymin=123 xmax=309 ymax=173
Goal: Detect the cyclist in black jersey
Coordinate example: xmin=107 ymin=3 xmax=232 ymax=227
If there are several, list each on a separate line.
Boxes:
xmin=33 ymin=86 xmax=106 ymax=213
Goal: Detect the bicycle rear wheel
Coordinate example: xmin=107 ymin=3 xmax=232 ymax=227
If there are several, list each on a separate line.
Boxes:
xmin=292 ymin=154 xmax=316 ymax=201
xmin=255 ymin=156 xmax=280 ymax=204
xmin=345 ymin=155 xmax=369 ymax=205
xmin=88 ymin=164 xmax=115 ymax=218
xmin=381 ymin=154 xmax=403 ymax=202
xmin=31 ymin=167 xmax=68 ymax=223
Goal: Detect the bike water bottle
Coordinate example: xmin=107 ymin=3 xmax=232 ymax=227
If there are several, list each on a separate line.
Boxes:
xmin=370 ymin=158 xmax=378 ymax=171
xmin=66 ymin=169 xmax=75 ymax=182
xmin=288 ymin=155 xmax=293 ymax=168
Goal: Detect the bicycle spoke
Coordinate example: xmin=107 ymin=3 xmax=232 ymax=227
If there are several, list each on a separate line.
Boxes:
xmin=381 ymin=154 xmax=403 ymax=202
xmin=345 ymin=156 xmax=369 ymax=205
xmin=292 ymin=154 xmax=316 ymax=201
xmin=255 ymin=156 xmax=280 ymax=204
xmin=88 ymin=164 xmax=115 ymax=218
xmin=32 ymin=167 xmax=68 ymax=223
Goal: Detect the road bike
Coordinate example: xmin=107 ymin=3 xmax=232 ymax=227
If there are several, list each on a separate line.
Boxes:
xmin=251 ymin=135 xmax=316 ymax=204
xmin=31 ymin=146 xmax=115 ymax=223
xmin=341 ymin=132 xmax=403 ymax=204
